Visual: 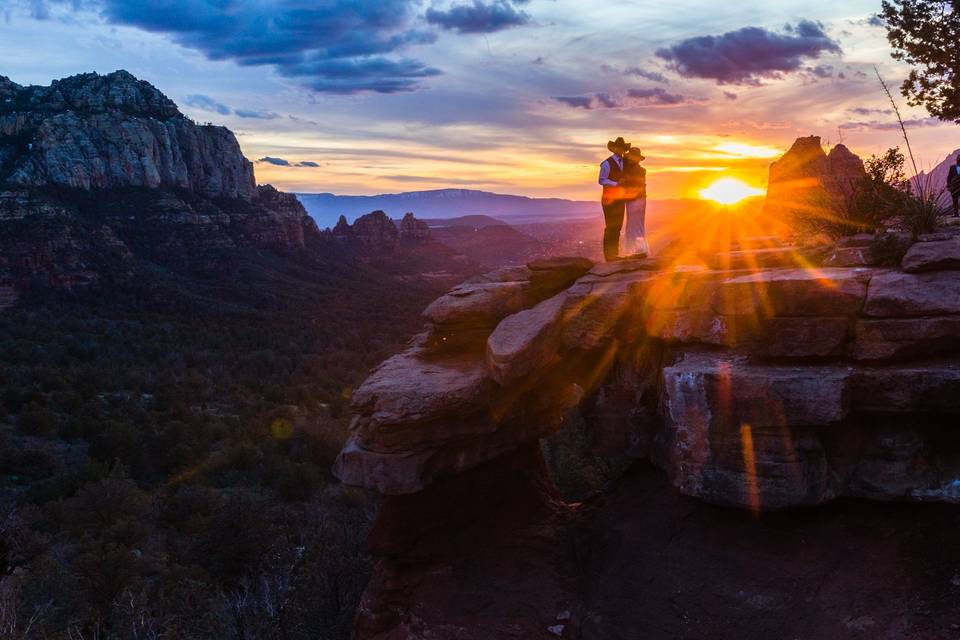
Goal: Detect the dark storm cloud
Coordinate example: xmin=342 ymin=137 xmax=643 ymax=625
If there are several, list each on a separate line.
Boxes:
xmin=235 ymin=109 xmax=280 ymax=120
xmin=655 ymin=20 xmax=841 ymax=85
xmin=37 ymin=0 xmax=442 ymax=93
xmin=184 ymin=94 xmax=230 ymax=115
xmin=425 ymin=0 xmax=531 ymax=33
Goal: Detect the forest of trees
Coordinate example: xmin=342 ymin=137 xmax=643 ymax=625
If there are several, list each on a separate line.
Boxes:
xmin=0 ymin=248 xmax=454 ymax=639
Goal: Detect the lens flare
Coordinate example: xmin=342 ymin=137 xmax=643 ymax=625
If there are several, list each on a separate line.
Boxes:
xmin=700 ymin=178 xmax=765 ymax=205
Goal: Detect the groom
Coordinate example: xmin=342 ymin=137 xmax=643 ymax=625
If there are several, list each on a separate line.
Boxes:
xmin=598 ymin=137 xmax=631 ymax=261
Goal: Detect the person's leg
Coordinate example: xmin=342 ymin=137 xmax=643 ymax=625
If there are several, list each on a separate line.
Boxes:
xmin=602 ymin=200 xmax=625 ymax=261
xmin=953 ymin=191 xmax=959 ymax=217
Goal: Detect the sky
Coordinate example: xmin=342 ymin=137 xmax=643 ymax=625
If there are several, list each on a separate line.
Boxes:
xmin=1 ymin=0 xmax=957 ymax=201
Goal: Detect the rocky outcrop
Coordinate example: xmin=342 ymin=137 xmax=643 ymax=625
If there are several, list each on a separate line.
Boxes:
xmin=1 ymin=70 xmax=254 ymax=200
xmin=399 ymin=211 xmax=430 ymax=243
xmin=337 ymin=241 xmax=960 ymax=507
xmin=762 ymin=136 xmax=865 ymax=223
xmin=0 ymin=71 xmax=321 ymax=300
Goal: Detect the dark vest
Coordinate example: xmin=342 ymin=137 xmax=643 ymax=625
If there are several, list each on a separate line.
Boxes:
xmin=604 ymin=155 xmax=623 ymax=183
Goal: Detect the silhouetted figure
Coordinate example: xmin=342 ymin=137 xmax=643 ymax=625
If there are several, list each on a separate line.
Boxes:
xmin=598 ymin=137 xmax=631 ymax=261
xmin=622 ymin=147 xmax=648 ymax=257
xmin=949 ymin=156 xmax=960 ymax=217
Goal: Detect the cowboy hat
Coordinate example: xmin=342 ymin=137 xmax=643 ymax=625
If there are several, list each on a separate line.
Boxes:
xmin=625 ymin=147 xmax=645 ymax=162
xmin=607 ymin=137 xmax=632 ymax=153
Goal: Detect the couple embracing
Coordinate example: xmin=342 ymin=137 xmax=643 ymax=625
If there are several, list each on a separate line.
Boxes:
xmin=598 ymin=136 xmax=648 ymax=262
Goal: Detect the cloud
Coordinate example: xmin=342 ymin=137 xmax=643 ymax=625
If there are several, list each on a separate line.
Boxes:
xmin=723 ymin=91 xmax=738 ymax=100
xmin=256 ymin=157 xmax=321 ymax=167
xmin=655 ymin=20 xmax=841 ymax=85
xmin=594 ymin=92 xmax=619 ymax=108
xmin=425 ymin=0 xmax=531 ymax=33
xmin=626 ymin=87 xmax=693 ymax=106
xmin=840 ymin=117 xmax=945 ymax=131
xmin=235 ymin=108 xmax=280 ymax=120
xmin=554 ymin=88 xmax=698 ymax=110
xmin=184 ymin=94 xmax=230 ymax=115
xmin=38 ymin=0 xmax=443 ymax=93
xmin=624 ymin=68 xmax=669 ymax=84
xmin=847 ymin=107 xmax=893 ymax=116
xmin=257 ymin=156 xmax=291 ymax=166
xmin=809 ymin=64 xmax=833 ymax=78
xmin=553 ymin=95 xmax=594 ymax=109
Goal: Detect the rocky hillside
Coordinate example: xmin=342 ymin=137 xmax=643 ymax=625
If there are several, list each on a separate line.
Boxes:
xmin=0 ymin=71 xmax=329 ymax=302
xmin=1 ymin=70 xmax=254 ymax=199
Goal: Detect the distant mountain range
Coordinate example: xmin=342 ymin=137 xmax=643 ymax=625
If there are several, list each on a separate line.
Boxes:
xmin=295 ymin=189 xmax=598 ymax=228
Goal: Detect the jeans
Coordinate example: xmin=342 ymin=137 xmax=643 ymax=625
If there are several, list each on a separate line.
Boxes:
xmin=602 ymin=199 xmax=625 ymax=261
xmin=952 ymin=190 xmax=959 ymax=216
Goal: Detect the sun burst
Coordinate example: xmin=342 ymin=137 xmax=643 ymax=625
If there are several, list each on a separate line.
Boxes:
xmin=700 ymin=178 xmax=765 ymax=205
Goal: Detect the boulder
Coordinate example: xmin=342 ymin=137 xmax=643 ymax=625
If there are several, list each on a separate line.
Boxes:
xmin=560 ymin=273 xmax=654 ymax=350
xmin=349 ymin=344 xmax=496 ymax=452
xmin=901 ymin=238 xmax=960 ymax=273
xmin=851 ymin=363 xmax=960 ymax=414
xmin=712 ymin=268 xmax=870 ymax=317
xmin=527 ymin=256 xmax=594 ymax=292
xmin=423 ymin=280 xmax=532 ymax=330
xmin=708 ymin=247 xmax=806 ymax=271
xmin=823 ymin=246 xmax=872 ymax=267
xmin=486 ymin=291 xmax=569 ymax=385
xmin=863 ymin=271 xmax=960 ymax=317
xmin=853 ymin=317 xmax=960 ymax=361
xmin=659 ymin=352 xmax=851 ymax=509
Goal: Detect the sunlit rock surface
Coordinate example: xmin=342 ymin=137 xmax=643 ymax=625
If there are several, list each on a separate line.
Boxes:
xmin=337 ymin=247 xmax=960 ymax=507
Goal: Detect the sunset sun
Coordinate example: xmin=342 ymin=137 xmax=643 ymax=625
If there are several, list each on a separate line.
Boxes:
xmin=699 ymin=178 xmax=765 ymax=205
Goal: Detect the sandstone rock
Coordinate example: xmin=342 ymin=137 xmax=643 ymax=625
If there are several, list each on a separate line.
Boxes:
xmin=486 ymin=291 xmax=569 ymax=385
xmin=762 ymin=137 xmax=865 ymax=222
xmin=352 ymin=211 xmax=399 ymax=250
xmin=527 ymin=256 xmax=594 ymax=292
xmin=5 ymin=71 xmax=255 ymax=200
xmin=659 ymin=352 xmax=852 ymax=509
xmin=901 ymin=238 xmax=960 ymax=272
xmin=588 ymin=256 xmax=660 ymax=278
xmin=863 ymin=270 xmax=960 ymax=317
xmin=560 ymin=273 xmax=653 ymax=350
xmin=335 ymin=410 xmax=560 ymax=495
xmin=350 ymin=345 xmax=496 ymax=452
xmin=708 ymin=247 xmax=806 ymax=271
xmin=713 ymin=268 xmax=870 ymax=317
xmin=823 ymin=246 xmax=872 ymax=267
xmin=837 ymin=234 xmax=874 ymax=248
xmin=851 ymin=363 xmax=960 ymax=414
xmin=725 ymin=315 xmax=850 ymax=358
xmin=423 ymin=280 xmax=532 ymax=330
xmin=853 ymin=317 xmax=960 ymax=361
xmin=399 ymin=212 xmax=430 ymax=243
xmin=662 ymin=353 xmax=851 ymax=429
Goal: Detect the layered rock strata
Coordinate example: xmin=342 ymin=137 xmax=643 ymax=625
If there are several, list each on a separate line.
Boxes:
xmin=337 ymin=243 xmax=960 ymax=508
